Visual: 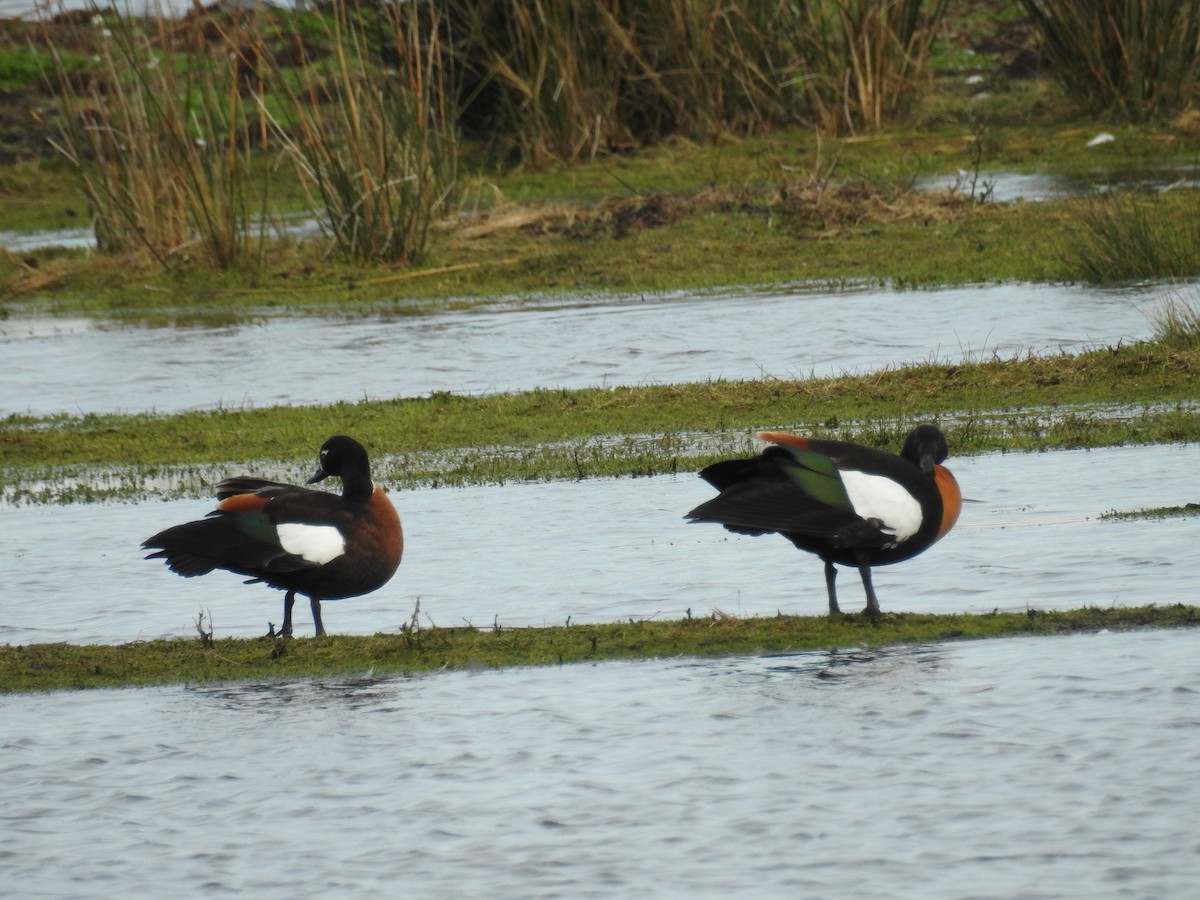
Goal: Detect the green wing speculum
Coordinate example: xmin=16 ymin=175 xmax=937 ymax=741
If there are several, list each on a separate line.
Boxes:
xmin=777 ymin=447 xmax=853 ymax=511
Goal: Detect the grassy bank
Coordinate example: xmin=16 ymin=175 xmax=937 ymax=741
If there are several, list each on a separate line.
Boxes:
xmin=3 ymin=605 xmax=1197 ymax=693
xmin=3 ymin=342 xmax=1199 ymax=504
xmin=8 ymin=153 xmax=1200 ymax=316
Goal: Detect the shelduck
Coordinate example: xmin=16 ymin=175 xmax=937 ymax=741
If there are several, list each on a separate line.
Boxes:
xmin=686 ymin=425 xmax=961 ymax=617
xmin=143 ymin=435 xmax=402 ymax=636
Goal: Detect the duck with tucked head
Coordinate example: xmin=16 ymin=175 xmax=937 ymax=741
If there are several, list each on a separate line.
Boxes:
xmin=143 ymin=435 xmax=403 ymax=636
xmin=686 ymin=425 xmax=961 ymax=618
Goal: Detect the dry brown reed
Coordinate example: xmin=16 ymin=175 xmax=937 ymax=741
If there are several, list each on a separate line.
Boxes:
xmin=256 ymin=0 xmax=457 ymax=263
xmin=43 ymin=3 xmax=267 ymax=269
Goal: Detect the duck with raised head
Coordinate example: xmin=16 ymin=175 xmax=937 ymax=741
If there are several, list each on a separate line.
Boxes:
xmin=685 ymin=425 xmax=961 ymax=617
xmin=143 ymin=435 xmax=403 ymax=636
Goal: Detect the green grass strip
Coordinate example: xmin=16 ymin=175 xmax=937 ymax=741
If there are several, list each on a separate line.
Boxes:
xmin=3 ymin=605 xmax=1197 ymax=693
xmin=4 ymin=345 xmax=1195 ymax=494
xmin=1100 ymin=503 xmax=1200 ymax=521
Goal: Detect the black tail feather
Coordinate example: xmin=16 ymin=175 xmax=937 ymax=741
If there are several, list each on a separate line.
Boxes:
xmin=143 ymin=516 xmax=308 ymax=581
xmin=144 ymin=547 xmax=219 ymax=577
xmin=215 ymin=476 xmax=291 ymax=500
xmin=697 ymin=457 xmax=764 ymax=491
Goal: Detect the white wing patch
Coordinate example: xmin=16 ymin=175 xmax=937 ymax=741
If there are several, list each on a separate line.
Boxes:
xmin=277 ymin=523 xmax=346 ymax=565
xmin=839 ymin=470 xmax=922 ymax=546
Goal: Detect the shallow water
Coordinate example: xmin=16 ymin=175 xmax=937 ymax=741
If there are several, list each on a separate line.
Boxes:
xmin=4 ymin=628 xmax=1200 ymax=898
xmin=0 ymin=212 xmax=321 ymax=255
xmin=4 ymin=442 xmax=1196 ymax=645
xmin=914 ymin=163 xmax=1200 ymax=202
xmin=1 ymin=281 xmax=1167 ymax=417
xmin=0 ymin=0 xmax=194 ymax=16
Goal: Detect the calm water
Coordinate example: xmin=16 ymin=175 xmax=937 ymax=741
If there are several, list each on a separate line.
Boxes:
xmin=914 ymin=164 xmax=1200 ymax=202
xmin=4 ymin=629 xmax=1200 ymax=898
xmin=0 ymin=282 xmax=1167 ymax=417
xmin=4 ymin=442 xmax=1197 ymax=645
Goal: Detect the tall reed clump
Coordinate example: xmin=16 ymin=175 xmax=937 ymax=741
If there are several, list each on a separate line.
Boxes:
xmin=451 ymin=1 xmax=621 ymax=165
xmin=1019 ymin=0 xmax=1200 ymax=121
xmin=791 ymin=0 xmax=950 ymax=133
xmin=450 ymin=0 xmax=949 ymax=165
xmin=42 ymin=3 xmax=267 ymax=270
xmin=260 ymin=1 xmax=457 ymax=264
xmin=621 ymin=1 xmax=806 ymax=139
xmin=1065 ymin=191 xmax=1200 ymax=283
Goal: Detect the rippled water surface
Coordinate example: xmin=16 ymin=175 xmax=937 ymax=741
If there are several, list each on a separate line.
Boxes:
xmin=1 ymin=282 xmax=1168 ymax=416
xmin=5 ymin=629 xmax=1200 ymax=898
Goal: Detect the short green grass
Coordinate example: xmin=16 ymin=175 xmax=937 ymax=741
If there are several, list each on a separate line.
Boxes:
xmin=4 ymin=605 xmax=1196 ymax=693
xmin=1100 ymin=503 xmax=1200 ymax=521
xmin=3 ymin=342 xmax=1199 ymax=504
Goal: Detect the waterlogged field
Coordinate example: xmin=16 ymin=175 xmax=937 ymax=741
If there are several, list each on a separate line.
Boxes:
xmin=3 ymin=280 xmax=1197 ymax=651
xmin=4 ymin=224 xmax=1200 ymax=900
xmin=4 ymin=2 xmax=1200 ymax=894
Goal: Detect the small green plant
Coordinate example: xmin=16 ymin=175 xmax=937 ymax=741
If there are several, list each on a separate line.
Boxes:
xmin=955 ymin=107 xmax=995 ymax=202
xmin=1065 ymin=190 xmax=1200 ymax=283
xmin=195 ymin=608 xmax=214 ymax=647
xmin=1150 ymin=288 xmax=1200 ymax=348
